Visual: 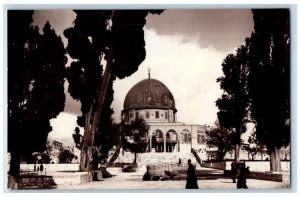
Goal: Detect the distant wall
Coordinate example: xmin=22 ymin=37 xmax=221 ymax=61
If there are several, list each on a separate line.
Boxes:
xmin=20 ymin=164 xmax=79 ymax=172
xmin=202 ymin=160 xmax=290 ymax=172
xmin=201 ymin=161 xmax=226 ymax=170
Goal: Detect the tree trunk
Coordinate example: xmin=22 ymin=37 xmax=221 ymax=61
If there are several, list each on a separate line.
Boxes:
xmin=134 ymin=152 xmax=137 ymax=163
xmin=79 ymin=108 xmax=93 ymax=171
xmin=270 ymin=146 xmax=282 ymax=172
xmin=107 ymin=144 xmax=121 ymax=166
xmin=235 ymin=144 xmax=240 ymax=161
xmin=235 ymin=126 xmax=241 ymax=162
xmin=90 ymin=47 xmax=113 ymax=146
xmin=79 ymin=47 xmax=113 ymax=171
xmin=8 ymin=151 xmax=20 ymax=178
xmin=107 ymin=127 xmax=123 ymax=166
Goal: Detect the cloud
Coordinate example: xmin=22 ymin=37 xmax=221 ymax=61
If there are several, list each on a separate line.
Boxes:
xmin=112 ymin=28 xmax=225 ymax=125
xmin=49 ymin=112 xmax=84 ymax=147
xmin=145 ymin=9 xmax=254 ymax=53
xmin=63 ymin=80 xmax=82 ymax=115
xmin=32 ymin=10 xmax=76 ymax=47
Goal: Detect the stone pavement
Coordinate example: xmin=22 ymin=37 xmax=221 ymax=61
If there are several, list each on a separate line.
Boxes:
xmin=55 ymin=166 xmax=288 ymax=191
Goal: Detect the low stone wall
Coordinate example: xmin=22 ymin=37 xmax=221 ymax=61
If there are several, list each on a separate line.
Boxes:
xmin=203 ymin=160 xmax=290 ymax=172
xmin=147 ymin=164 xmax=190 ymax=177
xmin=20 ymin=164 xmax=80 ymax=172
xmin=49 ymin=172 xmax=91 ymax=185
xmin=201 ymin=161 xmax=226 ymax=170
xmin=224 ymin=169 xmax=290 ymax=185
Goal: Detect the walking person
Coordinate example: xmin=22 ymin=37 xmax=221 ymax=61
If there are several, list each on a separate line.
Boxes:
xmin=236 ymin=163 xmax=250 ymax=189
xmin=185 ymin=159 xmax=199 ymax=189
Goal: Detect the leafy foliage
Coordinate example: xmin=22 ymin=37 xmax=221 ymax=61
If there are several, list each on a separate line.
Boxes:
xmin=8 ymin=11 xmax=66 ymax=177
xmin=244 ymin=131 xmax=265 ymax=160
xmin=205 ymin=122 xmax=237 ymax=160
xmin=63 ymin=10 xmax=163 ymax=170
xmin=122 ymin=118 xmax=149 ymax=162
xmin=248 ymin=9 xmax=290 ymax=150
xmin=58 ymin=148 xmax=76 ymax=163
xmin=216 ymin=45 xmax=250 ymax=140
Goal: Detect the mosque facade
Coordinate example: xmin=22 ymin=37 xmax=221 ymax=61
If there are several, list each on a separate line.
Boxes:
xmin=120 ymin=75 xmax=290 ymax=162
xmin=121 ymin=75 xmax=209 ymax=159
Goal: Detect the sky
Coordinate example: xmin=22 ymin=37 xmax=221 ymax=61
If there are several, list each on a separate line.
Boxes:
xmin=31 ymin=9 xmax=254 ymax=146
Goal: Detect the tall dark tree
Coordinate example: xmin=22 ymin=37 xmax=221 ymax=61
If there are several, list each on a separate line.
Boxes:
xmin=216 ymin=45 xmax=250 ymax=161
xmin=8 ymin=10 xmax=66 ymax=178
xmin=248 ymin=9 xmax=290 ymax=171
xmin=8 ymin=10 xmax=34 ymax=178
xmin=64 ymin=10 xmax=163 ymax=171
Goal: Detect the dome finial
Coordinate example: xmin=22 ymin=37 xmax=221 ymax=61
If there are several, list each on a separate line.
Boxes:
xmin=148 ymin=68 xmax=151 ymax=79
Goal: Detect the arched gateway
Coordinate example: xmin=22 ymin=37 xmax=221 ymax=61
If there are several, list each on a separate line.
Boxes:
xmin=121 ymin=75 xmax=208 ymax=155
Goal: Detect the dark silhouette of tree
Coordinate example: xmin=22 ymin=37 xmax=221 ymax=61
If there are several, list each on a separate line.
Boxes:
xmin=64 ymin=10 xmax=163 ymax=171
xmin=8 ymin=10 xmax=34 ymax=178
xmin=216 ymin=45 xmax=250 ymax=161
xmin=244 ymin=131 xmax=264 ymax=160
xmin=248 ymin=9 xmax=290 ymax=171
xmin=8 ymin=11 xmax=66 ymax=178
xmin=58 ymin=148 xmax=76 ymax=163
xmin=122 ymin=118 xmax=149 ymax=163
xmin=205 ymin=122 xmax=237 ymax=160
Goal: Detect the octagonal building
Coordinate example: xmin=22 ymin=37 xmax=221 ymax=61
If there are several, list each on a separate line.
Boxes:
xmin=121 ymin=75 xmax=208 ymax=155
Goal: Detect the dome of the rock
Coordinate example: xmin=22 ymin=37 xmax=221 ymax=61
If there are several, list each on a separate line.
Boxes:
xmin=123 ymin=78 xmax=176 ymax=111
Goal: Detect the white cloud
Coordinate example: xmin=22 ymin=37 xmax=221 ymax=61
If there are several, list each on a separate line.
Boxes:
xmin=112 ymin=28 xmax=224 ymax=125
xmin=49 ymin=112 xmax=83 ymax=147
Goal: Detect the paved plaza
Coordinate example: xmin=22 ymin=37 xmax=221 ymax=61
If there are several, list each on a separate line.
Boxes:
xmin=55 ymin=166 xmax=288 ymax=191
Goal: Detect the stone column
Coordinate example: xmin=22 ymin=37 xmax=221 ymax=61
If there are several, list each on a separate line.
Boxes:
xmin=164 ymin=137 xmax=166 ymax=153
xmin=149 ymin=135 xmax=152 ymax=152
xmin=177 ymin=135 xmax=180 ymax=152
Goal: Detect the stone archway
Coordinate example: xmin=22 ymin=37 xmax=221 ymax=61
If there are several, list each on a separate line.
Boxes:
xmin=166 ymin=129 xmax=178 ymax=152
xmin=150 ymin=130 xmax=164 ymax=152
xmin=180 ymin=129 xmax=191 ymax=152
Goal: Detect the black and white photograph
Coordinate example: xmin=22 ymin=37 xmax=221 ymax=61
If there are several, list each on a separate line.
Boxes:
xmin=3 ymin=2 xmax=296 ymax=193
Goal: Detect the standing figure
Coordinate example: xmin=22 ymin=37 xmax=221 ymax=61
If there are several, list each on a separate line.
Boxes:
xmin=236 ymin=163 xmax=250 ymax=189
xmin=178 ymin=158 xmax=182 ymax=166
xmin=230 ymin=160 xmax=239 ymax=183
xmin=40 ymin=164 xmax=44 ymax=175
xmin=185 ymin=159 xmax=199 ymax=189
xmin=142 ymin=170 xmax=151 ymax=181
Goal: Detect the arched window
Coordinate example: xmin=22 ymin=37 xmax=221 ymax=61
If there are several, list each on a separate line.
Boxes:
xmin=197 ymin=134 xmax=206 ymax=144
xmin=155 ymin=111 xmax=159 ymax=119
xmin=156 ymin=130 xmax=163 ymax=138
xmin=184 ymin=133 xmax=188 ymax=143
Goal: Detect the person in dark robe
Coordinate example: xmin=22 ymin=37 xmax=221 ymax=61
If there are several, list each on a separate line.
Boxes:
xmin=178 ymin=158 xmax=182 ymax=166
xmin=40 ymin=164 xmax=44 ymax=172
xmin=142 ymin=170 xmax=151 ymax=181
xmin=92 ymin=151 xmax=100 ymax=181
xmin=236 ymin=163 xmax=250 ymax=189
xmin=230 ymin=160 xmax=239 ymax=183
xmin=186 ymin=159 xmax=199 ymax=189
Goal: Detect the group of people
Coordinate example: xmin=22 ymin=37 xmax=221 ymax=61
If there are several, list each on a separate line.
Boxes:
xmin=142 ymin=158 xmax=199 ymax=189
xmin=142 ymin=159 xmax=251 ymax=189
xmin=230 ymin=161 xmax=250 ymax=189
xmin=34 ymin=163 xmax=44 ymax=174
